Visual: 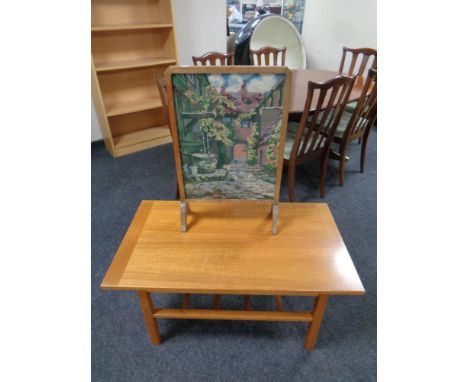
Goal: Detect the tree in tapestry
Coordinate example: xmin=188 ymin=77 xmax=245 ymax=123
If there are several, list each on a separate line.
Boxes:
xmin=172 ymin=72 xmax=285 ymax=199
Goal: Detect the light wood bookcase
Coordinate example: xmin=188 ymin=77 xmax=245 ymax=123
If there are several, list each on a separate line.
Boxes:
xmin=91 ymin=0 xmax=178 ymax=157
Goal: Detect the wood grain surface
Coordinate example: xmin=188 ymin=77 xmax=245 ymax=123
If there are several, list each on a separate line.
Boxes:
xmin=101 ymin=201 xmax=365 ymax=296
xmin=289 ymin=69 xmax=365 ymax=113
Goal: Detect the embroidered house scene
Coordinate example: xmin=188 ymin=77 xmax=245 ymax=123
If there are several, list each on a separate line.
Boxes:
xmin=171 ymin=72 xmax=286 ymax=199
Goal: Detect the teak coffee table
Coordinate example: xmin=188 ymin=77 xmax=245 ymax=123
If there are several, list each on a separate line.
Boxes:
xmin=101 ymin=201 xmax=365 ymax=350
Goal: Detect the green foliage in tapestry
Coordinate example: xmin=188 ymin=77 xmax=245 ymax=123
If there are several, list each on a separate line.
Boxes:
xmin=266 ymin=124 xmax=280 ymax=162
xmin=184 ymin=85 xmax=235 ymax=154
xmin=247 ymin=122 xmax=260 ymax=165
xmin=238 ymin=111 xmax=256 ymax=121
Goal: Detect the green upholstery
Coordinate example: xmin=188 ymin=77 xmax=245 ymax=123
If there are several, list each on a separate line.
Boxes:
xmin=283 ymin=122 xmax=325 ymax=160
xmin=334 ymin=112 xmax=353 ymax=138
xmin=283 ymin=122 xmax=300 ymax=160
xmin=334 ymin=111 xmax=369 ymax=138
xmin=345 ymin=101 xmax=358 ymax=113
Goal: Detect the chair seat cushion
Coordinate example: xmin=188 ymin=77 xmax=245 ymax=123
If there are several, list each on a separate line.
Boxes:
xmin=334 ymin=111 xmax=370 ymax=138
xmin=345 ymin=101 xmax=358 ymax=113
xmin=283 ymin=122 xmax=325 ymax=160
xmin=334 ymin=111 xmax=353 ymax=138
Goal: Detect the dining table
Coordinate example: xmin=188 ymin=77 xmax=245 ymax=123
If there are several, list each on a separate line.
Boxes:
xmin=289 ymin=69 xmax=365 ymax=114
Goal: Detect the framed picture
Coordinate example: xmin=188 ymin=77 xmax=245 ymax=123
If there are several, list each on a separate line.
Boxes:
xmin=165 ymin=66 xmax=291 ymax=232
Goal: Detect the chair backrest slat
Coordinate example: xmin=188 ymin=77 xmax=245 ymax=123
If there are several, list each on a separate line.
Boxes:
xmin=348 ymin=54 xmax=358 ymax=76
xmin=192 ymin=51 xmax=234 ymax=66
xmin=358 ymin=55 xmax=370 ymax=76
xmin=299 ymin=90 xmax=329 ymax=158
xmin=250 ymin=46 xmax=286 ymax=66
xmin=307 ymin=89 xmax=333 ymax=155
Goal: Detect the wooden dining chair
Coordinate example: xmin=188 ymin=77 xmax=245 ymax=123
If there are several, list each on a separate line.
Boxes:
xmin=283 ymin=75 xmax=356 ymax=200
xmin=192 ymin=51 xmax=234 ymax=66
xmin=338 ymin=47 xmax=377 ymax=116
xmin=249 ymin=46 xmax=286 ymax=66
xmin=333 ymin=68 xmax=377 ymax=185
xmin=156 ymin=76 xmax=179 ymax=200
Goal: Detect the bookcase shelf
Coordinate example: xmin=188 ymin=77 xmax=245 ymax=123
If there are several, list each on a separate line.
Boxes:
xmin=91 ymin=0 xmax=178 ymax=158
xmin=113 ymin=126 xmax=172 ymax=157
xmin=92 ymin=23 xmax=173 ymax=32
xmin=106 ymin=97 xmax=163 ymax=117
xmin=95 ymin=58 xmax=177 ymax=73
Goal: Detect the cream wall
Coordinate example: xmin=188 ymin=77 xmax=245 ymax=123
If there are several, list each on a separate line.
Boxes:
xmin=301 ymin=0 xmax=377 ymax=70
xmin=91 ymin=0 xmax=226 ymax=141
xmin=172 ymin=0 xmax=226 ymax=65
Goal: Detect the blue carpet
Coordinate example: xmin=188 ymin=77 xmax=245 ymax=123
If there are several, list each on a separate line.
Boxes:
xmin=92 ymin=128 xmax=376 ymax=381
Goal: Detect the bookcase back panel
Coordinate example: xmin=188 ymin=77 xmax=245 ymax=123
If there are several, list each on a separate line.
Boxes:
xmin=98 ymin=66 xmax=168 ymax=108
xmin=92 ymin=29 xmax=174 ymax=65
xmin=92 ymin=0 xmax=172 ymax=26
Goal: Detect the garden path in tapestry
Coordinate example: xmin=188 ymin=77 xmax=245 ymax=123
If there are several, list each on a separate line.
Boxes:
xmin=172 ymin=72 xmax=286 ymax=199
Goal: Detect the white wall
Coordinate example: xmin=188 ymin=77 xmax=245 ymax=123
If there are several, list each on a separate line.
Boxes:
xmin=91 ymin=0 xmax=226 ymax=141
xmin=91 ymin=101 xmax=102 ymax=141
xmin=301 ymin=0 xmax=377 ymax=70
xmin=172 ymin=0 xmax=226 ymax=65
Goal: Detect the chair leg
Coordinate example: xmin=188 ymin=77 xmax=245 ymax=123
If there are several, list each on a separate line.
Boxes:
xmin=360 ymin=129 xmax=372 ymax=173
xmin=287 ymin=164 xmax=296 ymax=202
xmin=338 ymin=141 xmax=349 ymax=187
xmin=319 ymin=152 xmax=330 ymax=198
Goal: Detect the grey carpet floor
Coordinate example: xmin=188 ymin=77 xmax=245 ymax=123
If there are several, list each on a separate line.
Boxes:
xmin=92 ymin=128 xmax=376 ymax=382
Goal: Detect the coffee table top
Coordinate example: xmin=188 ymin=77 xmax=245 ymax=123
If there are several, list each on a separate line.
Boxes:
xmin=101 ymin=201 xmax=365 ymax=296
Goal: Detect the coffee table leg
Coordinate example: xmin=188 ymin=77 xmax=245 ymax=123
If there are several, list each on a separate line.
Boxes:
xmin=137 ymin=291 xmax=161 ymax=345
xmin=304 ymin=294 xmax=329 ymax=350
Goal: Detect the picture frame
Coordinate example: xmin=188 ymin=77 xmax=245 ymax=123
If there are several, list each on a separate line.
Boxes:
xmin=165 ymin=66 xmax=291 ymax=234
